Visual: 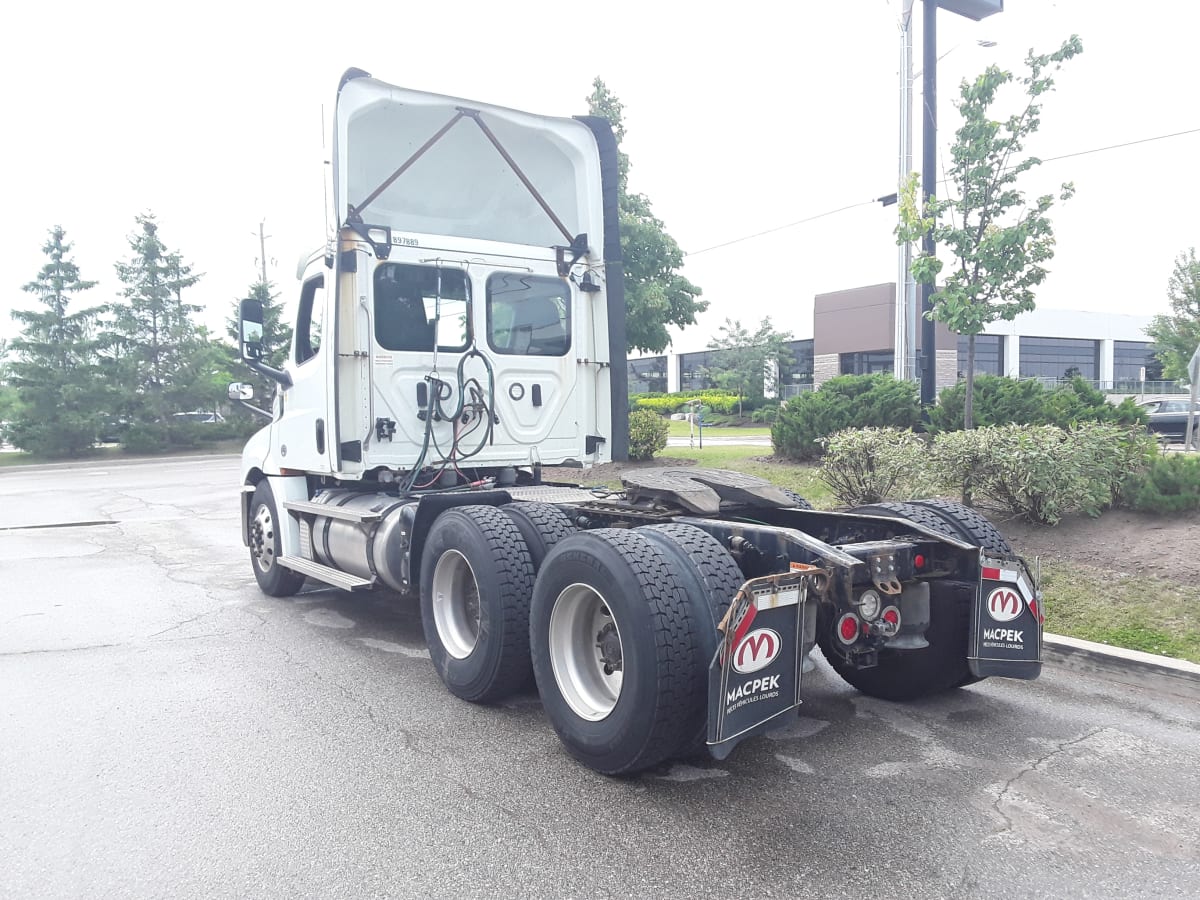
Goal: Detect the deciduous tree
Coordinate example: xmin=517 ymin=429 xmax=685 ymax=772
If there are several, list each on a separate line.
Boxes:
xmin=706 ymin=318 xmax=793 ymax=417
xmin=897 ymin=36 xmax=1083 ymax=429
xmin=1146 ymin=249 xmax=1200 ymax=381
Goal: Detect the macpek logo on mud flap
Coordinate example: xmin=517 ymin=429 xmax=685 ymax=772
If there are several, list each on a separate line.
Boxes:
xmin=986 ymin=587 xmax=1022 ymax=622
xmin=732 ymin=628 xmax=781 ymax=674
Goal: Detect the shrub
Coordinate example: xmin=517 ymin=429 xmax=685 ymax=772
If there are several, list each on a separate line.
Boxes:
xmin=629 ymin=390 xmax=742 ymax=417
xmin=751 ymin=404 xmax=781 ymax=425
xmin=928 ymin=376 xmax=1046 ymax=431
xmin=819 ymin=428 xmax=933 ymax=505
xmin=628 ymin=409 xmax=669 ymax=461
xmin=121 ymin=423 xmax=169 ymax=454
xmin=929 ymin=375 xmax=1148 ymax=432
xmin=772 ymin=375 xmax=920 ymax=460
xmin=927 ymin=423 xmax=1155 ymax=524
xmin=1125 ymin=454 xmax=1200 ymax=514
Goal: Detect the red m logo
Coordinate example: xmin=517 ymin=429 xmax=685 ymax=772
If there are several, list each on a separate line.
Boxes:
xmin=986 ymin=588 xmax=1022 ymax=622
xmin=733 ymin=628 xmax=781 ymax=674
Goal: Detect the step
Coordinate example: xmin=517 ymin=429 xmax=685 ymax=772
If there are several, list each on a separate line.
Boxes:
xmin=278 ymin=555 xmax=376 ymax=591
xmin=282 ymin=499 xmax=383 ymax=524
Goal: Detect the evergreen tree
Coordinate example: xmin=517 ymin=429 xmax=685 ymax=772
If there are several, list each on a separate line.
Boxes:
xmin=586 ymin=79 xmax=706 ymax=354
xmin=7 ymin=226 xmax=109 ymax=455
xmin=108 ymin=213 xmax=203 ymax=426
xmin=226 ymin=279 xmax=293 ymax=369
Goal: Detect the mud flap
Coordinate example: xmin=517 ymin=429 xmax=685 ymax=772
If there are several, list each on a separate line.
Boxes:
xmin=969 ymin=554 xmax=1043 ymax=680
xmin=707 ymin=571 xmax=819 ymax=760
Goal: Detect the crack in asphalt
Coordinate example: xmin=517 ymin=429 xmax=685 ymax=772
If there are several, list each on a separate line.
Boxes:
xmin=990 ymin=725 xmax=1107 ymax=836
xmin=0 ymin=642 xmax=122 ymax=657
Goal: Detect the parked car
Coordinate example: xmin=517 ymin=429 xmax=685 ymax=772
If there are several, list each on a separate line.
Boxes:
xmin=1140 ymin=398 xmax=1200 ymax=440
xmin=172 ymin=411 xmax=226 ymax=425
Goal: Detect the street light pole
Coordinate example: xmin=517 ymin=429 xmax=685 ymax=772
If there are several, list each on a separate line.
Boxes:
xmin=894 ymin=0 xmax=916 ymax=383
xmin=919 ymin=0 xmax=939 ymax=406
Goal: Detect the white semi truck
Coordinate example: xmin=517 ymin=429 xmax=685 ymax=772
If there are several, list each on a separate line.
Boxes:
xmin=232 ymin=69 xmax=1043 ymax=774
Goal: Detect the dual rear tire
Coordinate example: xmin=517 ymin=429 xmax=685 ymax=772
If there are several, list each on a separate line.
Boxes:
xmin=419 ymin=504 xmax=741 ymax=775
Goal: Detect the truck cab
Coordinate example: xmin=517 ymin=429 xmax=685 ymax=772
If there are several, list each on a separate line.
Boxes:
xmin=238 ymin=69 xmax=627 ymax=487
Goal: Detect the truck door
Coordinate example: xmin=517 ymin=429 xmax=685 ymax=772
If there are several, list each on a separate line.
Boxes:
xmin=483 ymin=271 xmax=582 ymax=462
xmin=271 ymin=273 xmax=332 ymax=473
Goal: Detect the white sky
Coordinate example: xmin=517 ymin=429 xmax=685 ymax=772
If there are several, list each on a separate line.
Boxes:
xmin=2 ymin=0 xmax=1197 ymax=352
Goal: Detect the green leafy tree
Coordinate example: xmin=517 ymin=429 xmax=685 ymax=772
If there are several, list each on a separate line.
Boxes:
xmin=587 ymin=79 xmax=706 ymax=353
xmin=706 ymin=317 xmax=793 ymax=416
xmin=6 ymin=226 xmax=110 ymax=455
xmin=1146 ymin=248 xmax=1200 ymax=381
xmin=897 ymin=36 xmax=1083 ymax=429
xmin=107 ymin=213 xmax=204 ymax=429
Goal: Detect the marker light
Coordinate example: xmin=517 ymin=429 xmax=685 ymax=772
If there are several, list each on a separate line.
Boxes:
xmin=857 ymin=589 xmax=883 ymax=620
xmin=837 ymin=613 xmax=860 ymax=644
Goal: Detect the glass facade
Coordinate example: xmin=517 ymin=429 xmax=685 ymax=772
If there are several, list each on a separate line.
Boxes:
xmin=839 ymin=350 xmax=894 ymax=375
xmin=628 ymin=356 xmax=668 ymax=394
xmin=779 ymin=339 xmax=814 ymax=385
xmin=1114 ymin=341 xmax=1161 ymax=383
xmin=956 ymin=334 xmax=1002 ymax=378
xmin=679 ymin=350 xmax=720 ymax=391
xmin=1018 ymin=336 xmax=1098 ymax=381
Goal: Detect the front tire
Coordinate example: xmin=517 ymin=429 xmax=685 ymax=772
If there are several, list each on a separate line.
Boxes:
xmin=420 ymin=505 xmax=535 ymax=703
xmin=248 ymin=481 xmax=305 ymax=598
xmin=530 ymin=529 xmax=705 ymax=775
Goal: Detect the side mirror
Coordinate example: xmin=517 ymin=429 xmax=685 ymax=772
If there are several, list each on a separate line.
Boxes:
xmin=238 ymin=298 xmax=265 ymax=360
xmin=228 ymin=382 xmax=255 ymax=402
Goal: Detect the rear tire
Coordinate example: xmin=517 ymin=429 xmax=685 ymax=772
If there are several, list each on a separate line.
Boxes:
xmin=638 ymin=524 xmax=744 ymax=752
xmin=820 ymin=500 xmax=1015 ymax=700
xmin=780 ymin=488 xmax=813 ymax=510
xmin=818 ymin=583 xmax=975 ymax=701
xmin=530 ymin=529 xmax=705 ymax=775
xmin=248 ymin=481 xmax=306 ymax=598
xmin=500 ymin=502 xmax=577 ymax=572
xmin=853 ymin=500 xmax=1011 ymax=555
xmin=420 ymin=505 xmax=535 ymax=703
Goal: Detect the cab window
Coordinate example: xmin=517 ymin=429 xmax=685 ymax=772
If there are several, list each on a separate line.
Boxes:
xmin=374 ymin=263 xmax=470 ymax=352
xmin=486 ymin=273 xmax=571 ymax=356
xmin=295 ymin=275 xmax=325 ymax=364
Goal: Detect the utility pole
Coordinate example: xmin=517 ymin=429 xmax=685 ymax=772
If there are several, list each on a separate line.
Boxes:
xmin=254 ymin=220 xmax=272 ymax=286
xmin=919 ymin=0 xmax=939 ymax=407
xmin=894 ymin=0 xmax=917 ymax=383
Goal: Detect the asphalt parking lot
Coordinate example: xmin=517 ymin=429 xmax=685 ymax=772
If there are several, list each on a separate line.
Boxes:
xmin=2 ymin=456 xmax=1198 ymax=899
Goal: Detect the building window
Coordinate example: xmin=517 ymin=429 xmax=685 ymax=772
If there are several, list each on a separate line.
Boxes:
xmin=374 ymin=264 xmax=470 ymax=353
xmin=779 ymin=339 xmax=814 ymax=385
xmin=1114 ymin=341 xmax=1161 ymax=383
xmin=1018 ymin=336 xmax=1098 ymax=381
xmin=839 ymin=350 xmax=893 ymax=375
xmin=628 ymin=356 xmax=668 ymax=394
xmin=679 ymin=350 xmax=719 ymax=391
xmin=487 ymin=273 xmax=571 ymax=356
xmin=956 ymin=334 xmax=1001 ymax=378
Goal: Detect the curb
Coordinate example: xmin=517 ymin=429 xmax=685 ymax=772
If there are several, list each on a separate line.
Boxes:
xmin=0 ymin=453 xmax=241 ymax=475
xmin=1043 ymin=632 xmax=1200 ymax=702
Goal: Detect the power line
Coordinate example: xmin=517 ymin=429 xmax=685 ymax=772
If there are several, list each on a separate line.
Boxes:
xmin=683 ymin=125 xmax=1200 ymax=258
xmin=684 ymin=200 xmax=878 ymax=258
xmin=1038 ymin=127 xmax=1200 ymax=164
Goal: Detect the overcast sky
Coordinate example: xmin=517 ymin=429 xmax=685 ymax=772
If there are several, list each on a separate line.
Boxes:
xmin=2 ymin=0 xmax=1197 ymax=352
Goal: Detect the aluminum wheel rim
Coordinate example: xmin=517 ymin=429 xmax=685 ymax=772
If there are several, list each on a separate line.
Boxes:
xmin=251 ymin=503 xmax=276 ymax=573
xmin=431 ymin=550 xmax=481 ymax=659
xmin=548 ymin=583 xmax=623 ymax=721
